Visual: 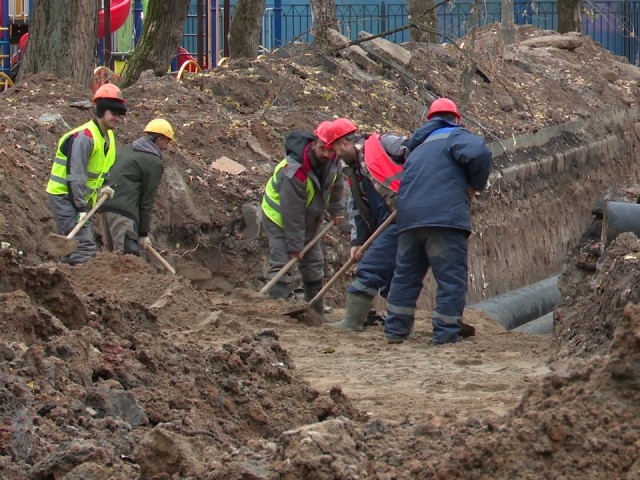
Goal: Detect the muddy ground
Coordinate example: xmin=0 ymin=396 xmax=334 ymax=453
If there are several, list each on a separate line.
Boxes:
xmin=1 ymin=25 xmax=640 ymax=478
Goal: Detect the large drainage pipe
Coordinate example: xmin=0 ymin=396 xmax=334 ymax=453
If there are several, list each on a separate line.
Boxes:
xmin=467 ymin=276 xmax=560 ymax=331
xmin=511 ymin=312 xmax=554 ymax=335
xmin=601 ymin=201 xmax=640 ymax=248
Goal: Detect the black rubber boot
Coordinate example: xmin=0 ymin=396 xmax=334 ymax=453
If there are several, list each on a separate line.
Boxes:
xmin=304 ymin=279 xmax=325 ymax=316
xmin=328 ymin=293 xmax=373 ymax=332
xmin=268 ymin=281 xmax=288 ymax=300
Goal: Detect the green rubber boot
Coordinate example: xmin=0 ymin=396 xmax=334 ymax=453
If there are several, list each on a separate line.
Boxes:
xmin=328 ymin=293 xmax=373 ymax=332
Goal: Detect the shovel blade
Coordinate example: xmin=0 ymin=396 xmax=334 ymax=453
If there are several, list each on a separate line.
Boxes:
xmin=283 ymin=304 xmax=310 ymax=318
xmin=461 ymin=322 xmax=476 ymax=338
xmin=46 ymin=233 xmax=78 ymax=257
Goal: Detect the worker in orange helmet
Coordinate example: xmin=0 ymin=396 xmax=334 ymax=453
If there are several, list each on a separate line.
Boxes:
xmin=321 ymin=118 xmax=411 ymax=332
xmin=260 ymin=121 xmax=345 ymax=316
xmin=45 ymin=84 xmax=127 ymax=265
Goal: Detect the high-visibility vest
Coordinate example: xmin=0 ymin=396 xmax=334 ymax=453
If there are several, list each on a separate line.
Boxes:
xmin=262 ymin=158 xmax=315 ymax=228
xmin=363 ymin=133 xmax=404 ymax=193
xmin=45 ymin=120 xmax=116 ymax=206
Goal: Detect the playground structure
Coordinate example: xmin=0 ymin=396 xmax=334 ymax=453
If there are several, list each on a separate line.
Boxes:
xmin=2 ymin=0 xmax=637 ymax=91
xmin=0 ymin=0 xmax=223 ymax=88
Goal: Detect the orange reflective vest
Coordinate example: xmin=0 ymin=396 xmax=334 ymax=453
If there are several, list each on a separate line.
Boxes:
xmin=363 ymin=133 xmax=403 ymax=193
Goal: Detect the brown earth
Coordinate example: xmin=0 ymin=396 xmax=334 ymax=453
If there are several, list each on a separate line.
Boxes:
xmin=1 ymin=24 xmax=640 ymax=478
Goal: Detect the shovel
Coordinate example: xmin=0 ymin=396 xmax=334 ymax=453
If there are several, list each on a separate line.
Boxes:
xmin=145 ymin=244 xmax=176 ymax=275
xmin=46 ymin=192 xmax=110 ymax=257
xmin=284 ymin=211 xmax=397 ymax=319
xmin=258 ymin=220 xmax=335 ymax=296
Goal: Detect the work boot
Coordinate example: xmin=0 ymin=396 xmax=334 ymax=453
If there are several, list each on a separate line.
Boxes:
xmin=328 ymin=293 xmax=373 ymax=332
xmin=268 ymin=281 xmax=288 ymax=300
xmin=303 ymin=280 xmax=325 ymax=317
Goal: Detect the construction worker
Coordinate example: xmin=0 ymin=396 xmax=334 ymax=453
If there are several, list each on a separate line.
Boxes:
xmin=45 ymin=84 xmax=127 ymax=265
xmin=261 ymin=123 xmax=345 ymax=316
xmin=321 ymin=118 xmax=410 ymax=332
xmin=384 ymin=98 xmax=493 ymax=345
xmin=101 ymin=119 xmax=174 ymax=254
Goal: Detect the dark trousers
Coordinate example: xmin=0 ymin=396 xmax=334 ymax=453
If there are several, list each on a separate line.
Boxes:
xmin=384 ymin=226 xmax=468 ymax=344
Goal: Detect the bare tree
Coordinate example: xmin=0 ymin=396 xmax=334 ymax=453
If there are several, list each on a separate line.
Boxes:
xmin=310 ymin=0 xmax=339 ymax=50
xmin=558 ymin=0 xmax=582 ymax=33
xmin=408 ymin=0 xmax=438 ymax=43
xmin=500 ymin=0 xmax=516 ymax=45
xmin=229 ymin=0 xmax=266 ymax=58
xmin=18 ymin=0 xmax=98 ymax=86
xmin=121 ymin=0 xmax=190 ymax=88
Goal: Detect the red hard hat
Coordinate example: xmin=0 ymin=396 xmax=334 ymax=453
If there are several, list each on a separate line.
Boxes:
xmin=92 ymin=83 xmax=125 ymax=104
xmin=427 ymin=98 xmax=461 ymax=121
xmin=323 ymin=118 xmax=358 ymax=149
xmin=313 ymin=121 xmax=332 ymax=144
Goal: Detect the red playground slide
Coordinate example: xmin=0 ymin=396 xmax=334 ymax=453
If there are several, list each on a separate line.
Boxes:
xmin=97 ymin=0 xmax=131 ymax=38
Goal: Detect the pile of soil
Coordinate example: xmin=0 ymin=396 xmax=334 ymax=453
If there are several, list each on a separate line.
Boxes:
xmin=1 ymin=23 xmax=640 ymax=478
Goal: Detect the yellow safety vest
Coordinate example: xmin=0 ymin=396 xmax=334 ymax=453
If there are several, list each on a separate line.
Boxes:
xmin=45 ymin=120 xmax=116 ymax=206
xmin=262 ymin=158 xmax=315 ymax=228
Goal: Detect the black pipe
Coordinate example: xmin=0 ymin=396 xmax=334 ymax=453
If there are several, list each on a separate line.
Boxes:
xmin=511 ymin=312 xmax=554 ymax=335
xmin=601 ymin=202 xmax=640 ymax=248
xmin=467 ymin=276 xmax=560 ymax=331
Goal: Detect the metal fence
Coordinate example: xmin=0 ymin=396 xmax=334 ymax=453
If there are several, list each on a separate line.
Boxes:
xmin=250 ymin=1 xmax=640 ymax=65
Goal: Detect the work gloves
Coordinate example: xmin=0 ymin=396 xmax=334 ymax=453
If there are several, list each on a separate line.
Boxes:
xmin=100 ymin=185 xmax=115 ymax=199
xmin=138 ymin=236 xmax=151 ymax=251
xmin=75 ymin=212 xmax=87 ymax=223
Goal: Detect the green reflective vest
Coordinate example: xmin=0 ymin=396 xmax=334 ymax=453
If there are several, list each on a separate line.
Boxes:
xmin=45 ymin=120 xmax=116 ymax=206
xmin=262 ymin=158 xmax=315 ymax=228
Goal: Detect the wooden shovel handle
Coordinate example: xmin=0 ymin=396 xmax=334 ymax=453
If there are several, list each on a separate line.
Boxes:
xmin=66 ymin=193 xmax=110 ymax=240
xmin=259 ymin=220 xmax=335 ymax=295
xmin=308 ymin=210 xmax=397 ymax=306
xmin=146 ymin=245 xmax=176 ymax=275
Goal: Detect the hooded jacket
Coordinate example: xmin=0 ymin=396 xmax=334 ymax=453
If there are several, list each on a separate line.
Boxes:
xmin=262 ymin=131 xmax=344 ymax=253
xmin=396 ymin=118 xmax=492 ymax=233
xmin=101 ymin=136 xmax=164 ymax=236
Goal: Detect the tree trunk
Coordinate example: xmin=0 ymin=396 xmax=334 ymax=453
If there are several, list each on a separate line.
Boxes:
xmin=229 ymin=0 xmax=265 ymax=58
xmin=121 ymin=0 xmax=191 ymax=88
xmin=408 ymin=0 xmax=438 ymax=43
xmin=558 ymin=0 xmax=582 ymax=33
xmin=500 ymin=0 xmax=516 ymax=45
xmin=310 ymin=0 xmax=338 ymax=51
xmin=18 ymin=0 xmax=98 ymax=86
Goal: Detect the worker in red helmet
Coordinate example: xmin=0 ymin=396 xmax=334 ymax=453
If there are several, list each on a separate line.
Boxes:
xmin=384 ymin=98 xmax=493 ymax=345
xmin=45 ymin=84 xmax=127 ymax=265
xmin=322 ymin=118 xmax=411 ymax=332
xmin=260 ymin=122 xmax=345 ymax=315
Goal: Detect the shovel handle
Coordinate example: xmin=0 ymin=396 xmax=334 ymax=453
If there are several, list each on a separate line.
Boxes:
xmin=308 ymin=210 xmax=397 ymax=306
xmin=259 ymin=220 xmax=335 ymax=295
xmin=66 ymin=193 xmax=110 ymax=240
xmin=146 ymin=245 xmax=176 ymax=275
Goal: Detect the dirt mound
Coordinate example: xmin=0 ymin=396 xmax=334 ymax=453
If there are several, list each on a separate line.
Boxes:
xmin=1 ymin=250 xmax=362 ymax=479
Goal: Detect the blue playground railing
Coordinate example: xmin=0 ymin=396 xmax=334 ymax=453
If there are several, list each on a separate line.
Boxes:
xmin=251 ymin=1 xmax=640 ymax=65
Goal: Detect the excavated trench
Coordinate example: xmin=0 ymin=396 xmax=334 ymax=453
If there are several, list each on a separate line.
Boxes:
xmin=154 ymin=108 xmax=640 ymax=319
xmin=405 ymin=108 xmax=640 ymax=315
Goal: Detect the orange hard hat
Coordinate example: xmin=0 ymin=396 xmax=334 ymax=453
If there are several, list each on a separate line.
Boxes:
xmin=313 ymin=121 xmax=332 ymax=144
xmin=323 ymin=118 xmax=358 ymax=149
xmin=92 ymin=83 xmax=125 ymax=104
xmin=426 ymin=98 xmax=461 ymax=121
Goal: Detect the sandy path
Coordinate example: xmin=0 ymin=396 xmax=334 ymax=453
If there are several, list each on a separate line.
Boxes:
xmin=276 ymin=309 xmax=552 ymax=422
